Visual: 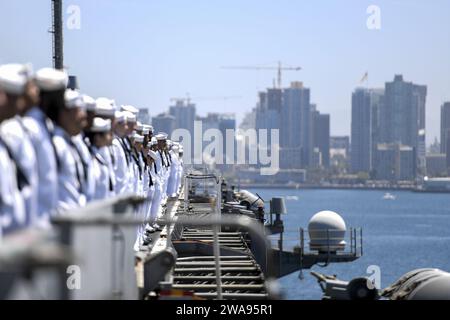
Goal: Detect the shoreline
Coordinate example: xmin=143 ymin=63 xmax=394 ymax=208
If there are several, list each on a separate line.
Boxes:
xmin=236 ymin=183 xmax=450 ymax=193
xmin=238 ymin=184 xmax=411 ymax=191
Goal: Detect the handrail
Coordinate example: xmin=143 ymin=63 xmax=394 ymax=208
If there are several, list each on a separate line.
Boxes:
xmin=52 ymin=213 xmax=274 ymax=278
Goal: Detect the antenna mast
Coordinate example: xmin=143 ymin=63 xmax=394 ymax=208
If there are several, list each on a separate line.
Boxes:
xmin=51 ymin=0 xmax=64 ymax=69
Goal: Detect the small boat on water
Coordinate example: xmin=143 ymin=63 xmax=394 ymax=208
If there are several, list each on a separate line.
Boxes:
xmin=285 ymin=195 xmax=299 ymax=201
xmin=383 ymin=193 xmax=396 ymax=200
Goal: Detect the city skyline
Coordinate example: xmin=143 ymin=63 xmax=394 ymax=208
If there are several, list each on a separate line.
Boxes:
xmin=1 ymin=0 xmax=449 ymax=144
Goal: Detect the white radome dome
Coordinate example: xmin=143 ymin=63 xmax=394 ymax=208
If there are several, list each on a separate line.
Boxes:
xmin=308 ymin=210 xmax=347 ymax=252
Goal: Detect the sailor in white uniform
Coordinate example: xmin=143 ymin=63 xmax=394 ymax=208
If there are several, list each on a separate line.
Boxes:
xmin=117 ymin=111 xmax=135 ymax=193
xmin=0 ymin=64 xmax=38 ymax=229
xmin=139 ymin=125 xmax=152 ymax=214
xmin=136 ymin=122 xmax=147 ymax=197
xmin=53 ymin=89 xmax=88 ymax=212
xmin=176 ymin=145 xmax=184 ymax=193
xmin=138 ymin=130 xmax=154 ymax=243
xmin=23 ymin=67 xmax=67 ymax=227
xmin=120 ymin=105 xmax=139 ymax=193
xmin=130 ymin=132 xmax=146 ymax=250
xmin=166 ymin=143 xmax=181 ymax=197
xmin=148 ymin=136 xmax=165 ymax=230
xmin=86 ymin=118 xmax=114 ymax=200
xmin=0 ymin=64 xmax=27 ymax=236
xmin=95 ymin=97 xmax=117 ymax=196
xmin=130 ymin=132 xmax=144 ymax=196
xmin=111 ymin=111 xmax=130 ymax=195
xmin=154 ymin=133 xmax=170 ymax=204
xmin=72 ymin=94 xmax=97 ymax=202
xmin=142 ymin=148 xmax=158 ymax=245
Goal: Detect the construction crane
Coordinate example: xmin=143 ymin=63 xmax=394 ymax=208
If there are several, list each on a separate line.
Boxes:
xmin=221 ymin=61 xmax=301 ymax=89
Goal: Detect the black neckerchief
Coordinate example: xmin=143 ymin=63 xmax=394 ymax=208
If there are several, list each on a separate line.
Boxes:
xmin=108 ymin=146 xmax=115 ymax=166
xmin=131 ymin=150 xmax=142 ymax=180
xmin=148 ymin=165 xmax=154 ymax=187
xmin=158 ymin=150 xmax=167 ymax=168
xmin=89 ymin=146 xmax=114 ymax=192
xmin=75 ymin=134 xmax=89 ymax=183
xmin=164 ymin=150 xmax=171 ymax=166
xmin=118 ymin=138 xmax=131 ymax=165
xmin=67 ymin=138 xmax=84 ymax=194
xmin=45 ymin=119 xmax=61 ymax=171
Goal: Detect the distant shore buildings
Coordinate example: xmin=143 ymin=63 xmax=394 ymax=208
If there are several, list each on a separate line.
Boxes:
xmin=148 ymin=74 xmax=447 ymax=184
xmin=350 ymin=75 xmax=429 ymax=182
xmin=255 ymin=81 xmax=330 ymax=170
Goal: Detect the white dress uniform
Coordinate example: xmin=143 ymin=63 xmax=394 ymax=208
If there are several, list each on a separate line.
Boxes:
xmin=130 ymin=150 xmax=143 ymax=196
xmin=145 ymin=163 xmax=156 ymax=218
xmin=53 ymin=126 xmax=87 ymax=212
xmin=144 ymin=150 xmax=158 ymax=235
xmin=166 ymin=149 xmax=180 ymax=197
xmin=99 ymin=146 xmax=116 ymax=196
xmin=72 ymin=134 xmax=95 ymax=201
xmin=0 ymin=138 xmax=26 ymax=237
xmin=149 ymin=150 xmax=165 ymax=221
xmin=176 ymin=156 xmax=184 ymax=193
xmin=135 ymin=151 xmax=149 ymax=249
xmin=26 ymin=67 xmax=69 ymax=224
xmin=127 ymin=134 xmax=145 ymax=251
xmin=112 ymin=136 xmax=131 ymax=195
xmin=156 ymin=150 xmax=167 ymax=201
xmin=0 ymin=117 xmax=39 ymax=227
xmin=95 ymin=97 xmax=118 ymax=197
xmin=141 ymin=157 xmax=150 ymax=207
xmin=23 ymin=107 xmax=59 ymax=227
xmin=124 ymin=138 xmax=137 ymax=193
xmin=135 ymin=158 xmax=154 ymax=249
xmin=0 ymin=63 xmax=35 ymax=234
xmin=131 ymin=154 xmax=144 ymax=251
xmin=91 ymin=147 xmax=114 ymax=200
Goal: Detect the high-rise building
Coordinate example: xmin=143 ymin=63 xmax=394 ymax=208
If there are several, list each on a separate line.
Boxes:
xmin=429 ymin=137 xmax=441 ymax=154
xmin=330 ymin=136 xmax=350 ymax=156
xmin=168 ymin=100 xmax=196 ymax=156
xmin=151 ymin=113 xmax=175 ymax=135
xmin=312 ymin=110 xmax=330 ymax=168
xmin=281 ymin=82 xmax=312 ymax=168
xmin=369 ymin=89 xmax=385 ymax=167
xmin=240 ymin=108 xmax=256 ymax=130
xmin=373 ymin=143 xmax=416 ymax=181
xmin=440 ymin=102 xmax=450 ymax=158
xmin=203 ymin=113 xmax=236 ymax=169
xmin=194 ymin=112 xmax=237 ymax=168
xmin=218 ymin=114 xmax=236 ymax=168
xmin=255 ymin=89 xmax=281 ymax=148
xmin=350 ymin=88 xmax=372 ymax=173
xmin=447 ymin=139 xmax=450 ymax=170
xmin=330 ymin=136 xmax=350 ymax=173
xmin=425 ymin=153 xmax=447 ymax=177
xmin=380 ymin=75 xmax=427 ymax=168
xmin=169 ymin=100 xmax=196 ymax=135
xmin=253 ymin=82 xmax=325 ymax=171
xmin=137 ymin=108 xmax=150 ymax=124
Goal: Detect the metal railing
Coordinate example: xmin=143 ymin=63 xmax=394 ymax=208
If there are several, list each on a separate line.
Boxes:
xmin=47 ymin=192 xmax=273 ymax=299
xmin=268 ymin=227 xmax=362 ymax=256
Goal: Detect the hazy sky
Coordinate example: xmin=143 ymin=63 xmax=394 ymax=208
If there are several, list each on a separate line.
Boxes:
xmin=1 ymin=0 xmax=449 ymax=144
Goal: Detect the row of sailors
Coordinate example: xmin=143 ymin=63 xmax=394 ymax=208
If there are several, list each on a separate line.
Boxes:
xmin=0 ymin=63 xmax=184 ymax=249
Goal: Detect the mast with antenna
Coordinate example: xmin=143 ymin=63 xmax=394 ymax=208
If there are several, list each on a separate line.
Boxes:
xmin=51 ymin=0 xmax=64 ymax=70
